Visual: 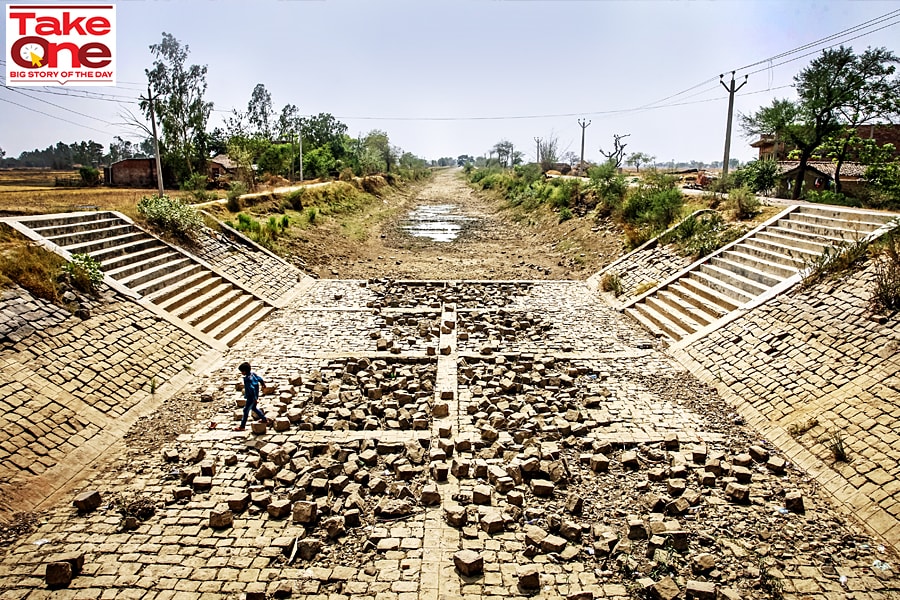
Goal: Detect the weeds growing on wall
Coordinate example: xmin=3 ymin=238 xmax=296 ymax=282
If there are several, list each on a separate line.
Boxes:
xmin=600 ymin=272 xmax=623 ymax=296
xmin=801 ymin=238 xmax=871 ymax=288
xmin=63 ymin=253 xmax=103 ymax=295
xmin=0 ymin=234 xmax=65 ymax=303
xmin=870 ymin=228 xmax=900 ymax=313
xmin=660 ymin=212 xmax=748 ymax=260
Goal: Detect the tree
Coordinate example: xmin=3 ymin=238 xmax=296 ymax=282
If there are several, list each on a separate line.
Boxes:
xmin=599 ymin=134 xmax=630 ymax=168
xmin=742 ymin=46 xmax=899 ymax=199
xmin=302 ymin=113 xmax=349 ymax=159
xmin=0 ymin=147 xmax=5 ymax=160
xmin=276 ymin=104 xmax=302 ymax=139
xmin=143 ymin=32 xmax=213 ymax=182
xmin=362 ymin=130 xmax=391 ymax=173
xmin=247 ymin=83 xmax=275 ymax=139
xmin=626 ymin=151 xmax=654 ymax=173
xmin=735 ymin=158 xmax=779 ymax=196
xmin=561 ymin=151 xmax=579 ymax=167
xmin=493 ymin=140 xmax=514 ymax=168
xmin=108 ymin=136 xmax=136 ymax=163
xmin=538 ymin=136 xmax=559 ymax=171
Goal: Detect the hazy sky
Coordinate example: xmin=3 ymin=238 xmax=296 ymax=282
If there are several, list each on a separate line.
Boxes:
xmin=2 ymin=0 xmax=900 ymax=164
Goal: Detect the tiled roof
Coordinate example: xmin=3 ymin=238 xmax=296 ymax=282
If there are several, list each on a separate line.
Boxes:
xmin=210 ymin=154 xmax=237 ymax=170
xmin=776 ymin=161 xmax=867 ymax=179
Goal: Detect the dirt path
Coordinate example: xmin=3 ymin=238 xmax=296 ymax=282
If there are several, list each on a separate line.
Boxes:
xmin=291 ymin=169 xmax=622 ymax=280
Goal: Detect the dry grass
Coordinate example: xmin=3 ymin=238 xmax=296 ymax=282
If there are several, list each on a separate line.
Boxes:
xmin=0 ymin=169 xmax=195 ymax=219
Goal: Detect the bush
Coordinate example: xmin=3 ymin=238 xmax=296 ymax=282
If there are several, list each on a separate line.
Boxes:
xmin=600 ymin=272 xmax=623 ymax=296
xmin=63 ymin=253 xmax=103 ymax=294
xmin=558 ymin=207 xmax=573 ymax=222
xmin=622 ymin=185 xmax=684 ymax=231
xmin=733 ymin=159 xmax=778 ymax=195
xmin=306 ymin=207 xmax=317 ymax=225
xmin=588 ymin=162 xmax=627 ymax=213
xmin=338 ymin=167 xmax=355 ymax=182
xmin=181 ymin=173 xmax=213 ymax=202
xmin=225 ymin=181 xmax=247 ymax=212
xmin=283 ymin=189 xmax=304 ymax=211
xmin=137 ymin=195 xmax=204 ymax=239
xmin=79 ymin=166 xmax=101 ymax=187
xmin=725 ymin=186 xmax=760 ymax=221
xmin=805 ymin=189 xmax=861 ymax=208
xmin=871 ymin=230 xmax=900 ymax=313
xmin=660 ymin=212 xmax=747 ymax=259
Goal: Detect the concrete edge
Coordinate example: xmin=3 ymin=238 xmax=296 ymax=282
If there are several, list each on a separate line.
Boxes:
xmin=670 ymin=345 xmax=899 ymax=552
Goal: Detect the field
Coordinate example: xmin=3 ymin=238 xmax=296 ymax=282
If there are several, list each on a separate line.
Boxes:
xmin=0 ymin=169 xmax=197 ymax=219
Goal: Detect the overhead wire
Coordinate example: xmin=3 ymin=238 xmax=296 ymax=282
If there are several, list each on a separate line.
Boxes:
xmin=0 ymin=95 xmax=110 ymax=134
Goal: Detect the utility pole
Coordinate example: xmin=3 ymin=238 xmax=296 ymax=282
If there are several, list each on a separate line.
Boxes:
xmin=146 ymin=84 xmax=164 ymax=198
xmin=298 ymin=128 xmax=303 ymax=183
xmin=534 ymin=137 xmax=542 ymax=165
xmin=577 ymin=119 xmax=591 ymax=166
xmin=720 ymin=71 xmax=747 ymax=178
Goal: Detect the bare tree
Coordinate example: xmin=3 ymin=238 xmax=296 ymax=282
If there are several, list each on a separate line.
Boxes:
xmin=599 ymin=133 xmax=630 ymax=168
xmin=539 ymin=135 xmax=559 ymax=171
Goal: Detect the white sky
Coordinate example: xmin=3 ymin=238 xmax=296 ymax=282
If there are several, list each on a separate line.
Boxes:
xmin=2 ymin=0 xmax=900 ymax=164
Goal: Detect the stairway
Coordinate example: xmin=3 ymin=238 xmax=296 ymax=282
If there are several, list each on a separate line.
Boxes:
xmin=624 ymin=205 xmax=896 ymax=342
xmin=9 ymin=211 xmax=272 ymax=347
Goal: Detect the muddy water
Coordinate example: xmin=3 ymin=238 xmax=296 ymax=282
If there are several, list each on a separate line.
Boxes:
xmin=399 ymin=204 xmax=474 ymax=242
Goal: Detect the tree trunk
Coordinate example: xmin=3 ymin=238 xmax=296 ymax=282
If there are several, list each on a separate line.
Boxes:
xmin=833 ymin=136 xmax=851 ymax=195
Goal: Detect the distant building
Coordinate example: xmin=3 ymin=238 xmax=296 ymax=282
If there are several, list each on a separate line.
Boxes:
xmin=775 ymin=161 xmax=868 ymax=198
xmin=107 ymin=158 xmax=157 ymax=187
xmin=750 ymin=124 xmax=900 ymax=161
xmin=208 ymin=154 xmax=238 ymax=180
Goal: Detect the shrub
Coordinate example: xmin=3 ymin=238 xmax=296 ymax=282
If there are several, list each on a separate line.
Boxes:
xmin=78 ymin=166 xmax=101 ymax=187
xmin=558 ymin=207 xmax=573 ymax=222
xmin=805 ymin=189 xmax=861 ymax=208
xmin=137 ymin=195 xmax=204 ymax=239
xmin=588 ymin=162 xmax=627 ymax=213
xmin=871 ymin=230 xmax=900 ymax=313
xmin=226 ymin=182 xmax=248 ymax=212
xmin=338 ymin=167 xmax=355 ymax=182
xmin=733 ymin=159 xmax=779 ymax=195
xmin=622 ymin=185 xmax=684 ymax=231
xmin=63 ymin=253 xmax=103 ymax=294
xmin=600 ymin=272 xmax=623 ymax=296
xmin=725 ymin=186 xmax=760 ymax=221
xmin=181 ymin=173 xmax=213 ymax=202
xmin=306 ymin=207 xmax=317 ymax=225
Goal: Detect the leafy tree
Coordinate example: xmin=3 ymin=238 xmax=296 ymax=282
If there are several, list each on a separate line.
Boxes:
xmin=0 ymin=147 xmax=5 ymax=160
xmin=734 ymin=158 xmax=779 ymax=195
xmin=742 ymin=46 xmax=899 ymax=199
xmin=143 ymin=32 xmax=213 ymax=182
xmin=276 ymin=104 xmax=302 ymax=139
xmin=247 ymin=83 xmax=275 ymax=139
xmin=362 ymin=130 xmax=391 ymax=173
xmin=302 ymin=113 xmax=349 ymax=160
xmin=303 ymin=146 xmax=336 ymax=179
xmin=626 ymin=151 xmax=654 ymax=173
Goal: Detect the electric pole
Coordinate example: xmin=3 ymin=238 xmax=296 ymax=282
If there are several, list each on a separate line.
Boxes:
xmin=298 ymin=127 xmax=303 ymax=182
xmin=146 ymin=84 xmax=164 ymax=198
xmin=534 ymin=137 xmax=542 ymax=165
xmin=720 ymin=71 xmax=747 ymax=178
xmin=577 ymin=119 xmax=591 ymax=166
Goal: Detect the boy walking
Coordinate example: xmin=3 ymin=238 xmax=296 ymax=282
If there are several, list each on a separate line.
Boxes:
xmin=234 ymin=361 xmax=267 ymax=431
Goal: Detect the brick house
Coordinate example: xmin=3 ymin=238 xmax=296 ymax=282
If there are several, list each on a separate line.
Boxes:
xmin=107 ymin=158 xmax=157 ymax=187
xmin=750 ymin=123 xmax=900 ymax=161
xmin=208 ymin=154 xmax=237 ymax=181
xmin=775 ymin=161 xmax=868 ymax=198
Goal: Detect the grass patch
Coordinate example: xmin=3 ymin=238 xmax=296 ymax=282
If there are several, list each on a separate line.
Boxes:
xmin=600 ymin=272 xmax=623 ymax=296
xmin=660 ymin=212 xmax=748 ymax=260
xmin=870 ymin=228 xmax=900 ymax=313
xmin=801 ymin=238 xmax=870 ymax=289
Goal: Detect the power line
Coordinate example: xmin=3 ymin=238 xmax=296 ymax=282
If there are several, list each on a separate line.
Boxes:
xmin=0 ymin=95 xmax=110 ymax=134
xmin=2 ymin=86 xmax=119 ymax=125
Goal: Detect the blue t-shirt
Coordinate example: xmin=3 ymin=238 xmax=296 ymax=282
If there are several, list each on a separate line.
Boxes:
xmin=243 ymin=372 xmax=264 ymax=402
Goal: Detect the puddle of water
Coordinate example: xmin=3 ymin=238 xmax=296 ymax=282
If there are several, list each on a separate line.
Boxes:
xmin=400 ymin=204 xmax=473 ymax=242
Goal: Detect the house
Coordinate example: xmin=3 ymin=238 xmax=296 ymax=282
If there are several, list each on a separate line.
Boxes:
xmin=208 ymin=154 xmax=237 ymax=180
xmin=775 ymin=161 xmax=868 ymax=198
xmin=107 ymin=158 xmax=157 ymax=187
xmin=751 ymin=124 xmax=900 ymax=161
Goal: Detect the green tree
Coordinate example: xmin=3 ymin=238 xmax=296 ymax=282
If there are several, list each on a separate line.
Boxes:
xmin=276 ymin=104 xmax=302 ymax=139
xmin=626 ymin=151 xmax=654 ymax=173
xmin=301 ymin=113 xmax=349 ymax=159
xmin=143 ymin=32 xmax=213 ymax=182
xmin=247 ymin=83 xmax=275 ymax=140
xmin=742 ymin=46 xmax=899 ymax=199
xmin=734 ymin=158 xmax=779 ymax=195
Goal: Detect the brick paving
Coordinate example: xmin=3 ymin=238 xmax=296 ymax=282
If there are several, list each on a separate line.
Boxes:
xmin=677 ymin=259 xmax=900 ymax=549
xmin=1 ymin=279 xmax=897 ymax=599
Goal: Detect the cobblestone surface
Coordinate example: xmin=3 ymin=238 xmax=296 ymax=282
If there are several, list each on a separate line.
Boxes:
xmin=594 ymin=243 xmax=691 ymax=299
xmin=681 ymin=260 xmax=900 ymax=548
xmin=191 ymin=227 xmax=306 ymax=304
xmin=0 ymin=284 xmax=209 ymax=487
xmin=1 ymin=279 xmax=896 ymax=600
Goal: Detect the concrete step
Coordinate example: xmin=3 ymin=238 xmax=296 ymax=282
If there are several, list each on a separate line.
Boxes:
xmin=647 ymin=293 xmax=705 ymax=332
xmin=632 ymin=301 xmax=689 ymax=341
xmin=756 ymin=227 xmax=833 ymax=254
xmin=146 ymin=270 xmax=216 ymax=305
xmin=187 ymin=287 xmax=247 ymax=330
xmin=157 ymin=276 xmax=227 ymax=314
xmin=624 ymin=306 xmax=665 ymax=339
xmin=655 ymin=289 xmax=718 ymax=327
xmin=64 ymin=231 xmax=149 ymax=255
xmin=30 ymin=216 xmax=124 ymax=238
xmin=19 ymin=211 xmax=119 ymax=230
xmin=686 ymin=270 xmax=754 ymax=306
xmin=793 ymin=205 xmax=893 ymax=229
xmin=217 ymin=304 xmax=274 ymax=347
xmin=104 ymin=249 xmax=183 ymax=280
xmin=704 ymin=258 xmax=779 ymax=291
xmin=667 ymin=282 xmax=732 ymax=319
xmin=777 ymin=218 xmax=867 ymax=242
xmin=90 ymin=238 xmax=166 ymax=266
xmin=205 ymin=298 xmax=269 ymax=342
xmin=132 ymin=263 xmax=203 ymax=297
xmin=721 ymin=248 xmax=798 ymax=279
xmin=119 ymin=257 xmax=195 ymax=289
xmin=47 ymin=223 xmax=135 ymax=248
xmin=741 ymin=237 xmax=818 ymax=265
